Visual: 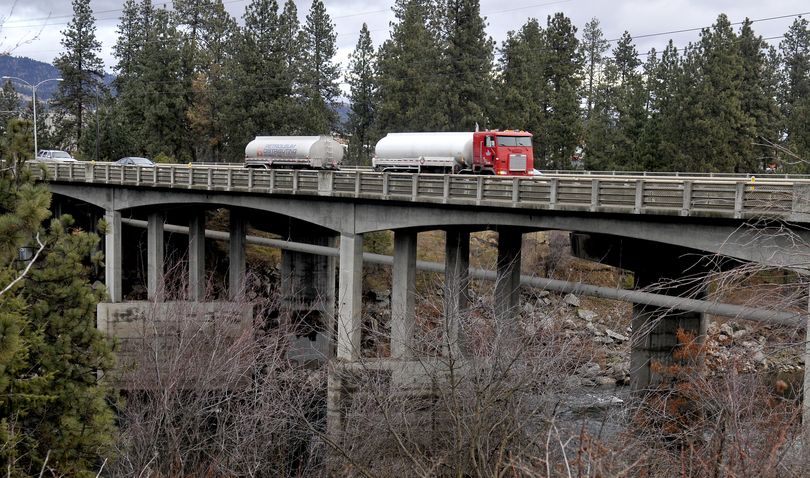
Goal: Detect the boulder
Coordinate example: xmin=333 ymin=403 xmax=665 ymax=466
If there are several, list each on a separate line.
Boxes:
xmin=563 ymin=293 xmax=581 ymax=307
xmin=577 ymin=308 xmax=598 ymax=321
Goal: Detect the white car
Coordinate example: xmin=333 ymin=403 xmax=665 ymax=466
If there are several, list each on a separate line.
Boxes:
xmin=35 ymin=150 xmax=77 ymax=162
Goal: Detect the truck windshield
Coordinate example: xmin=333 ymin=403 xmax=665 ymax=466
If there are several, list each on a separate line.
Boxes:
xmin=496 ymin=136 xmax=532 ymax=147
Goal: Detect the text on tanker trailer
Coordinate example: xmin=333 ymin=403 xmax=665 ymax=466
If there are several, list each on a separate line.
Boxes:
xmin=373 ymin=130 xmax=534 ymax=175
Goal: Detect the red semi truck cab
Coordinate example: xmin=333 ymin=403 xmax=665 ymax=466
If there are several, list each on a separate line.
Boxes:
xmin=472 ymin=130 xmax=534 ymax=176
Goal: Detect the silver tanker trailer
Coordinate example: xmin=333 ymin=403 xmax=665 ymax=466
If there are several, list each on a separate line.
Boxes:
xmin=244 ymin=135 xmax=343 ymax=169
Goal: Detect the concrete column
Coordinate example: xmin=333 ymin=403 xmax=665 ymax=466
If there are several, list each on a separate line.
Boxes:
xmin=337 ymin=233 xmax=363 ymax=360
xmin=630 ymin=287 xmax=707 ymax=393
xmin=281 ymin=231 xmax=337 ymax=362
xmin=444 ymin=229 xmax=470 ymax=356
xmin=228 ymin=210 xmax=246 ymax=300
xmin=104 ymin=210 xmax=122 ymax=303
xmin=391 ymin=230 xmax=417 ymax=358
xmin=147 ymin=212 xmax=165 ymax=301
xmin=495 ymin=228 xmax=522 ymax=323
xmin=804 ymin=286 xmax=810 ymax=461
xmin=188 ymin=211 xmax=206 ymax=301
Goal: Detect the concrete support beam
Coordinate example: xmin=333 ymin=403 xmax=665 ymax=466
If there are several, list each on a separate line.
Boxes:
xmin=104 ymin=210 xmax=122 ymax=303
xmin=188 ymin=211 xmax=206 ymax=301
xmin=444 ymin=229 xmax=470 ymax=356
xmin=337 ymin=233 xmax=363 ymax=360
xmin=228 ymin=210 xmax=246 ymax=300
xmin=391 ymin=230 xmax=417 ymax=358
xmin=495 ymin=228 xmax=522 ymax=323
xmin=147 ymin=212 xmax=165 ymax=301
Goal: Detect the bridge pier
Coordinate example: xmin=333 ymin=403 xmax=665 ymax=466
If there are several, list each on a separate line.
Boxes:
xmin=391 ymin=230 xmax=417 ymax=358
xmin=188 ymin=211 xmax=206 ymax=301
xmin=280 ymin=228 xmax=337 ymax=363
xmin=444 ymin=229 xmax=470 ymax=356
xmin=338 ymin=233 xmax=363 ymax=360
xmin=228 ymin=210 xmax=247 ymax=300
xmin=104 ymin=210 xmax=122 ymax=302
xmin=147 ymin=212 xmax=165 ymax=301
xmin=570 ymin=232 xmax=710 ymax=393
xmin=495 ymin=228 xmax=523 ymax=324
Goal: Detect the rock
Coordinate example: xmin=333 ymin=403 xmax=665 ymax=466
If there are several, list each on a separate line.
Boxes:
xmin=564 ymin=376 xmax=582 ymax=388
xmin=577 ymin=308 xmax=598 ymax=321
xmin=579 ymin=362 xmax=601 ymax=378
xmin=541 ymin=297 xmax=552 ymax=306
xmin=537 ymin=290 xmax=550 ymax=298
xmin=564 ymin=293 xmax=581 ymax=307
xmin=752 ymin=350 xmax=766 ymax=365
xmin=611 ymin=362 xmax=630 ymax=380
xmin=586 ymin=322 xmax=603 ymax=336
xmin=719 ymin=323 xmax=734 ymax=337
xmin=733 ymin=329 xmax=748 ymax=340
xmin=594 ymin=376 xmax=616 ymax=387
xmin=523 ymin=302 xmax=536 ymax=315
xmin=563 ymin=318 xmax=577 ymax=329
xmin=593 ymin=336 xmax=614 ymax=345
xmin=605 ymin=328 xmax=629 ymax=343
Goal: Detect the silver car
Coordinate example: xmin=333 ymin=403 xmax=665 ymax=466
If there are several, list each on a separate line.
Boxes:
xmin=35 ymin=150 xmax=77 ymax=162
xmin=115 ymin=156 xmax=155 ymax=167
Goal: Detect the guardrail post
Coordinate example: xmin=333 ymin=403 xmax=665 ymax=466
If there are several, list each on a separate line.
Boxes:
xmin=734 ymin=182 xmax=745 ymax=219
xmin=411 ymin=174 xmax=419 ymax=201
xmin=681 ymin=181 xmax=693 ymax=216
xmin=634 ymin=180 xmax=644 ymax=213
xmin=318 ymin=171 xmax=334 ymax=196
xmin=153 ymin=165 xmax=157 ymax=185
xmin=248 ymin=168 xmax=254 ymax=189
xmin=292 ymin=170 xmax=299 ymax=193
xmin=443 ymin=175 xmax=451 ymax=203
xmin=136 ymin=166 xmax=142 ymax=186
xmin=188 ymin=166 xmax=193 ymax=187
xmin=476 ymin=176 xmax=484 ymax=205
xmin=170 ymin=166 xmax=176 ymax=187
xmin=207 ymin=168 xmax=213 ymax=190
xmin=86 ymin=162 xmax=94 ymax=182
xmin=512 ymin=177 xmax=520 ymax=206
xmin=590 ymin=179 xmax=600 ymax=211
xmin=105 ymin=163 xmax=110 ymax=183
xmin=68 ymin=162 xmax=74 ymax=181
xmin=269 ymin=169 xmax=276 ymax=191
xmin=354 ymin=171 xmax=361 ymax=195
xmin=227 ymin=168 xmax=233 ymax=190
xmin=382 ymin=172 xmax=390 ymax=198
xmin=549 ymin=178 xmax=558 ymax=209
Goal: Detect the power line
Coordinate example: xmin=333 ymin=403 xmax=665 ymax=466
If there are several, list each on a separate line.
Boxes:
xmin=606 ymin=11 xmax=810 ymax=42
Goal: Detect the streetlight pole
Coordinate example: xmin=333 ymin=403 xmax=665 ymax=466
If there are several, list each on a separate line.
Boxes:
xmin=1 ymin=76 xmax=63 ymax=158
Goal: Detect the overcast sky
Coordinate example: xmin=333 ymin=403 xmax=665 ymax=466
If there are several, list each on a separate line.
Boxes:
xmin=2 ymin=0 xmax=809 ymax=80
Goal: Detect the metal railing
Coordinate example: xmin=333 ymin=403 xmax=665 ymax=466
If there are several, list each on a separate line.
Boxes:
xmin=29 ymin=162 xmax=800 ymax=220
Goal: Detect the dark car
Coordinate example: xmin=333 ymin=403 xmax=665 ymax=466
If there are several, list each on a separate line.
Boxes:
xmin=115 ymin=156 xmax=155 ymax=167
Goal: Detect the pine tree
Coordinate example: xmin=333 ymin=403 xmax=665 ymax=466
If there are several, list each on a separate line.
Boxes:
xmin=738 ymin=19 xmax=780 ymax=172
xmin=0 ymin=80 xmax=19 ymax=139
xmin=346 ymin=24 xmax=377 ymax=165
xmin=443 ymin=0 xmax=493 ymax=130
xmin=610 ymin=32 xmax=646 ymax=170
xmin=299 ymin=0 xmax=340 ymax=134
xmin=496 ymin=19 xmax=545 ymax=162
xmin=679 ymin=14 xmax=752 ymax=172
xmin=52 ymin=0 xmax=105 ymax=151
xmin=540 ymin=13 xmax=582 ymax=169
xmin=275 ymin=0 xmax=305 ymax=134
xmin=375 ymin=0 xmax=447 ymax=132
xmin=223 ymin=0 xmax=283 ymax=160
xmin=580 ymin=18 xmax=609 ymax=120
xmin=0 ymin=119 xmax=115 ymax=476
xmin=778 ymin=17 xmax=810 ymax=167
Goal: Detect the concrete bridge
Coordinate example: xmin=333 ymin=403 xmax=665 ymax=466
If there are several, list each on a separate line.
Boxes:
xmin=31 ymin=162 xmax=810 ymax=399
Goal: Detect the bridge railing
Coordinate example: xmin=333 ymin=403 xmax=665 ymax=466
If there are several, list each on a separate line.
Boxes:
xmin=30 ymin=162 xmax=799 ymax=219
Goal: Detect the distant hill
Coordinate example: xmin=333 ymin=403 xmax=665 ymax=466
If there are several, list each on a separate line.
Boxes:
xmin=0 ymin=56 xmax=115 ymax=101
